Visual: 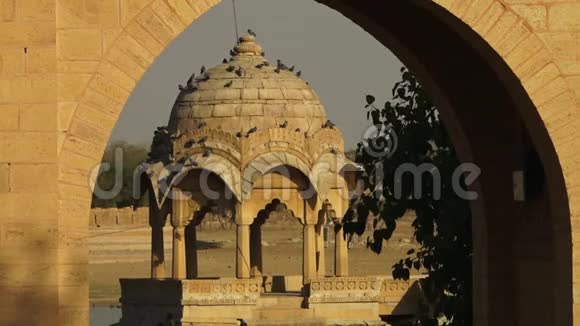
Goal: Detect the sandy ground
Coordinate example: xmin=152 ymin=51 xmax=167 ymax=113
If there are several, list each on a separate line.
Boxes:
xmin=89 ymin=217 xmax=417 ymax=304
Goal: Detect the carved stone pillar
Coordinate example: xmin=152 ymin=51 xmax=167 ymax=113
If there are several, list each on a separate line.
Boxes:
xmin=172 ymin=226 xmax=186 ymax=279
xmin=315 ymin=223 xmax=326 ymax=277
xmin=171 ymin=189 xmax=191 ymax=279
xmin=149 ymin=191 xmax=167 ymax=279
xmin=237 ymin=223 xmax=251 ymax=279
xmin=303 ymin=223 xmax=317 ymax=284
xmin=334 ymin=224 xmax=349 ymax=277
xmin=250 ymin=221 xmax=263 ymax=277
xmin=151 ymin=224 xmax=166 ymax=279
xmin=235 ymin=202 xmax=252 ymax=279
xmin=185 ymin=223 xmax=198 ymax=279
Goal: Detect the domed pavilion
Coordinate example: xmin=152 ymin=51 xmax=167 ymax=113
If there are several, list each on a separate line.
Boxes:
xmin=121 ymin=35 xmax=417 ymax=326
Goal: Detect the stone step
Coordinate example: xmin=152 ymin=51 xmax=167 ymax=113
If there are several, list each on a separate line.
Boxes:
xmin=182 ymin=317 xmax=240 ymax=325
xmin=243 ymin=318 xmax=325 ymax=326
xmin=254 ymin=307 xmax=315 ymax=320
xmin=257 ymin=294 xmax=305 ymax=309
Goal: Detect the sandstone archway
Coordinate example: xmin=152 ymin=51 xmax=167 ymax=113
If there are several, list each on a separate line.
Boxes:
xmin=1 ymin=1 xmax=579 ymax=325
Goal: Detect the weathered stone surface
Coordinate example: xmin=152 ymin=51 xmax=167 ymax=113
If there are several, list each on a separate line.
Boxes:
xmin=57 ymin=29 xmax=102 ymax=60
xmin=0 ymin=104 xmax=19 ymax=130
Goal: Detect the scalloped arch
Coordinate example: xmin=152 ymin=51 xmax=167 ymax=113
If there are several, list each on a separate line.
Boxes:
xmin=173 ymin=152 xmax=242 ymax=201
xmin=241 ymin=151 xmax=313 ymax=200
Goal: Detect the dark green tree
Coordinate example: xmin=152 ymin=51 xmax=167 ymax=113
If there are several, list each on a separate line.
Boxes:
xmin=353 ymin=67 xmax=472 ymax=325
xmin=92 ymin=141 xmax=149 ymax=208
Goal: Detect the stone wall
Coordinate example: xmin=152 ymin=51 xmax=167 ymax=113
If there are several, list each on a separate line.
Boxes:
xmin=88 ymin=207 xmax=293 ymax=229
xmin=89 ymin=207 xmax=148 ymax=227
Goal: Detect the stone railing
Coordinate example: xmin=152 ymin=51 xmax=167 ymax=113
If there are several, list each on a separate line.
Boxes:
xmin=379 ymin=277 xmax=416 ymax=303
xmin=120 ymin=278 xmax=262 ymax=306
xmin=182 ymin=278 xmax=261 ymax=305
xmin=308 ymin=276 xmax=382 ymax=303
xmin=308 ymin=276 xmax=422 ymax=305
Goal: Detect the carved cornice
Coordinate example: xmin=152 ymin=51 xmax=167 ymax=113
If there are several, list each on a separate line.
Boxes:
xmin=241 ymin=128 xmax=312 ymax=166
xmin=308 ymin=128 xmax=345 ymax=159
xmin=173 ymin=127 xmax=240 ymax=162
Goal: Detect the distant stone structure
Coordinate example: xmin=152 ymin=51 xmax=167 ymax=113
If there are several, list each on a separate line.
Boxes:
xmin=120 ymin=35 xmax=420 ymax=325
xmin=89 ymin=207 xmax=149 ymax=227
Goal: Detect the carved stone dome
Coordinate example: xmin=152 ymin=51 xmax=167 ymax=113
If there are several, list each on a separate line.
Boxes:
xmin=147 ymin=35 xmax=355 ymax=209
xmin=167 ymin=35 xmax=327 ymax=136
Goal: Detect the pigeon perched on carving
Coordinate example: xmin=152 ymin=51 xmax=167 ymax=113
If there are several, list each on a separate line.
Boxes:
xmin=148 ymin=126 xmax=172 ymax=164
xmin=247 ymin=127 xmax=257 ymax=136
xmin=184 ymin=140 xmax=195 ymax=148
xmin=323 ymin=120 xmax=336 ymax=129
xmin=187 ymin=73 xmax=195 ymax=87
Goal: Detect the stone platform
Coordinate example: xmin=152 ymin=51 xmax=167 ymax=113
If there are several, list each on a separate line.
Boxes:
xmin=118 ymin=276 xmax=422 ymax=326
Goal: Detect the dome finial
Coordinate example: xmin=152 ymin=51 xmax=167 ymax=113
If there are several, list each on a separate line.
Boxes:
xmin=234 ymin=34 xmax=263 ymax=56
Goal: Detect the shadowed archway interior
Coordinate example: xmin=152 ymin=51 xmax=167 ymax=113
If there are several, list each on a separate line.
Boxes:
xmin=87 ymin=1 xmax=573 ymax=324
xmin=313 ymin=1 xmax=572 ymax=325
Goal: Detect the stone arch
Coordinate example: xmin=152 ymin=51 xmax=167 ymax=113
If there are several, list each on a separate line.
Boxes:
xmin=310 ymin=2 xmax=576 ymax=325
xmin=310 ymin=152 xmax=356 ymax=200
xmin=48 ymin=1 xmax=579 ymax=325
xmin=241 ymin=151 xmax=313 ymax=200
xmin=172 ymin=153 xmax=242 ymax=201
xmin=254 ymin=199 xmax=302 ymax=225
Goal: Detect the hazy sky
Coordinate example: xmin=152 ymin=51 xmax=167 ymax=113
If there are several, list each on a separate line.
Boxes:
xmin=109 ymin=0 xmax=404 ymax=150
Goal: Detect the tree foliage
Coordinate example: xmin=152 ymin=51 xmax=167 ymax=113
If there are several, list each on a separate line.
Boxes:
xmin=353 ymin=67 xmax=472 ymax=325
xmin=92 ymin=141 xmax=149 ymax=208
